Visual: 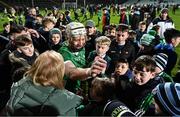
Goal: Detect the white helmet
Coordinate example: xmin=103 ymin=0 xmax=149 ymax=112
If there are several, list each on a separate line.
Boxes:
xmin=66 ymin=22 xmax=86 ymax=38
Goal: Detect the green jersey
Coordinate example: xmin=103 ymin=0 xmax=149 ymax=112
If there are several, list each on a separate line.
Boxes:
xmin=59 ymin=42 xmax=86 ymax=93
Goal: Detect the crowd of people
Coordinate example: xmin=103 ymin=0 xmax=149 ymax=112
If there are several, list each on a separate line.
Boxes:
xmin=0 ymin=3 xmax=180 ymax=116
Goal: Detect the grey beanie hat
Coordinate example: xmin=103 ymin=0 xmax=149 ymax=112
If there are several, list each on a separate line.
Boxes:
xmin=49 ymin=28 xmax=62 ymax=39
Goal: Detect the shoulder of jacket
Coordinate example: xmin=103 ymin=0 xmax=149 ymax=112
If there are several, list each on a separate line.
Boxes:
xmin=8 ymin=51 xmax=23 ymax=63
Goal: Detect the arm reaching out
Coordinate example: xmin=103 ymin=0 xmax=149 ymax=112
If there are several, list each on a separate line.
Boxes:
xmin=64 ymin=57 xmax=107 ymax=80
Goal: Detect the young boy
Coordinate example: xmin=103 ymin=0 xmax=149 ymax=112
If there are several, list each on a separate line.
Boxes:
xmin=138 ymin=29 xmax=156 ymax=56
xmin=152 ymin=83 xmax=180 ymax=116
xmin=38 ymin=16 xmax=56 ymax=42
xmin=85 ymin=36 xmax=111 ymax=97
xmin=37 ymin=17 xmax=56 ymax=53
xmin=136 ymin=21 xmax=147 ymax=42
xmin=155 ymin=28 xmax=180 ymax=75
xmin=80 ymin=77 xmax=136 ymax=116
xmin=87 ymin=36 xmax=111 ymax=74
xmin=128 ymin=30 xmax=139 ymax=53
xmin=1 ymin=22 xmax=10 ymax=37
xmin=117 ymin=55 xmax=160 ymax=114
xmin=48 ymin=28 xmax=62 ymax=51
xmin=152 ymin=53 xmax=174 ymax=82
xmin=112 ymin=58 xmax=133 ymax=80
xmin=106 ymin=24 xmax=116 ymax=41
xmin=108 ymin=24 xmax=135 ymax=74
xmin=9 ymin=34 xmax=39 ymax=82
xmin=79 ymin=77 xmax=115 ymax=116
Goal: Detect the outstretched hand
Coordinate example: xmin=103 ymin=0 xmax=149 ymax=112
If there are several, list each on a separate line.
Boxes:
xmin=91 ymin=57 xmax=107 ymax=77
xmin=27 ymin=29 xmax=40 ymax=38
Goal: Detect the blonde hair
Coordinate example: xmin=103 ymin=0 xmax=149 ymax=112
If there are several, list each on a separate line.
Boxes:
xmin=42 ymin=16 xmax=56 ymax=27
xmin=95 ymin=36 xmax=111 ymax=46
xmin=25 ymin=50 xmax=65 ymax=89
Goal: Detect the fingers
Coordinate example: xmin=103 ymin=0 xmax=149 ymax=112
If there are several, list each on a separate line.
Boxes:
xmin=91 ymin=67 xmax=102 ymax=77
xmin=27 ymin=29 xmax=40 ymax=38
xmin=90 ymin=58 xmax=107 ymax=77
xmin=95 ymin=58 xmax=107 ymax=68
xmin=93 ymin=62 xmax=106 ymax=70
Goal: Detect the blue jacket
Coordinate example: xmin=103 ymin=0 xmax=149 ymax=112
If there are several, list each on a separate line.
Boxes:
xmin=155 ymin=44 xmax=177 ymax=75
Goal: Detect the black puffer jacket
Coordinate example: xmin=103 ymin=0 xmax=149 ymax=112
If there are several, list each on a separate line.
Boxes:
xmin=107 ymin=40 xmax=135 ymax=73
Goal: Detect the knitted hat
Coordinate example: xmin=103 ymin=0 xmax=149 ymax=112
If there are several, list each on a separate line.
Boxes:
xmin=49 ymin=28 xmax=62 ymax=39
xmin=85 ymin=20 xmax=95 ymax=28
xmin=103 ymin=100 xmax=136 ymax=116
xmin=153 ymin=53 xmax=168 ymax=71
xmin=153 ymin=83 xmax=180 ymax=116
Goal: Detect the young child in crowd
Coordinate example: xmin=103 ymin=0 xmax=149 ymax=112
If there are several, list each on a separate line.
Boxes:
xmin=152 ymin=83 xmax=180 ymax=116
xmin=9 ymin=34 xmax=39 ymax=82
xmin=48 ymin=28 xmax=62 ymax=51
xmin=138 ymin=29 xmax=156 ymax=56
xmin=155 ymin=28 xmax=180 ymax=75
xmin=80 ymin=77 xmax=136 ymax=116
xmin=117 ymin=55 xmax=160 ymax=115
xmin=135 ymin=21 xmax=147 ymax=42
xmin=1 ymin=22 xmax=10 ymax=37
xmin=108 ymin=23 xmax=135 ymax=74
xmin=134 ymin=53 xmax=173 ymax=116
xmin=38 ymin=16 xmax=56 ymax=42
xmin=106 ymin=24 xmax=116 ymax=41
xmin=87 ymin=36 xmax=111 ymax=74
xmin=85 ymin=36 xmax=111 ymax=101
xmin=112 ymin=58 xmax=133 ymax=80
xmin=152 ymin=53 xmax=174 ymax=82
xmin=79 ymin=77 xmax=115 ymax=116
xmin=128 ymin=30 xmax=139 ymax=53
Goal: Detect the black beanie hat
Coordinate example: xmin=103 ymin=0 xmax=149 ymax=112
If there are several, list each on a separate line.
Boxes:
xmin=103 ymin=100 xmax=136 ymax=116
